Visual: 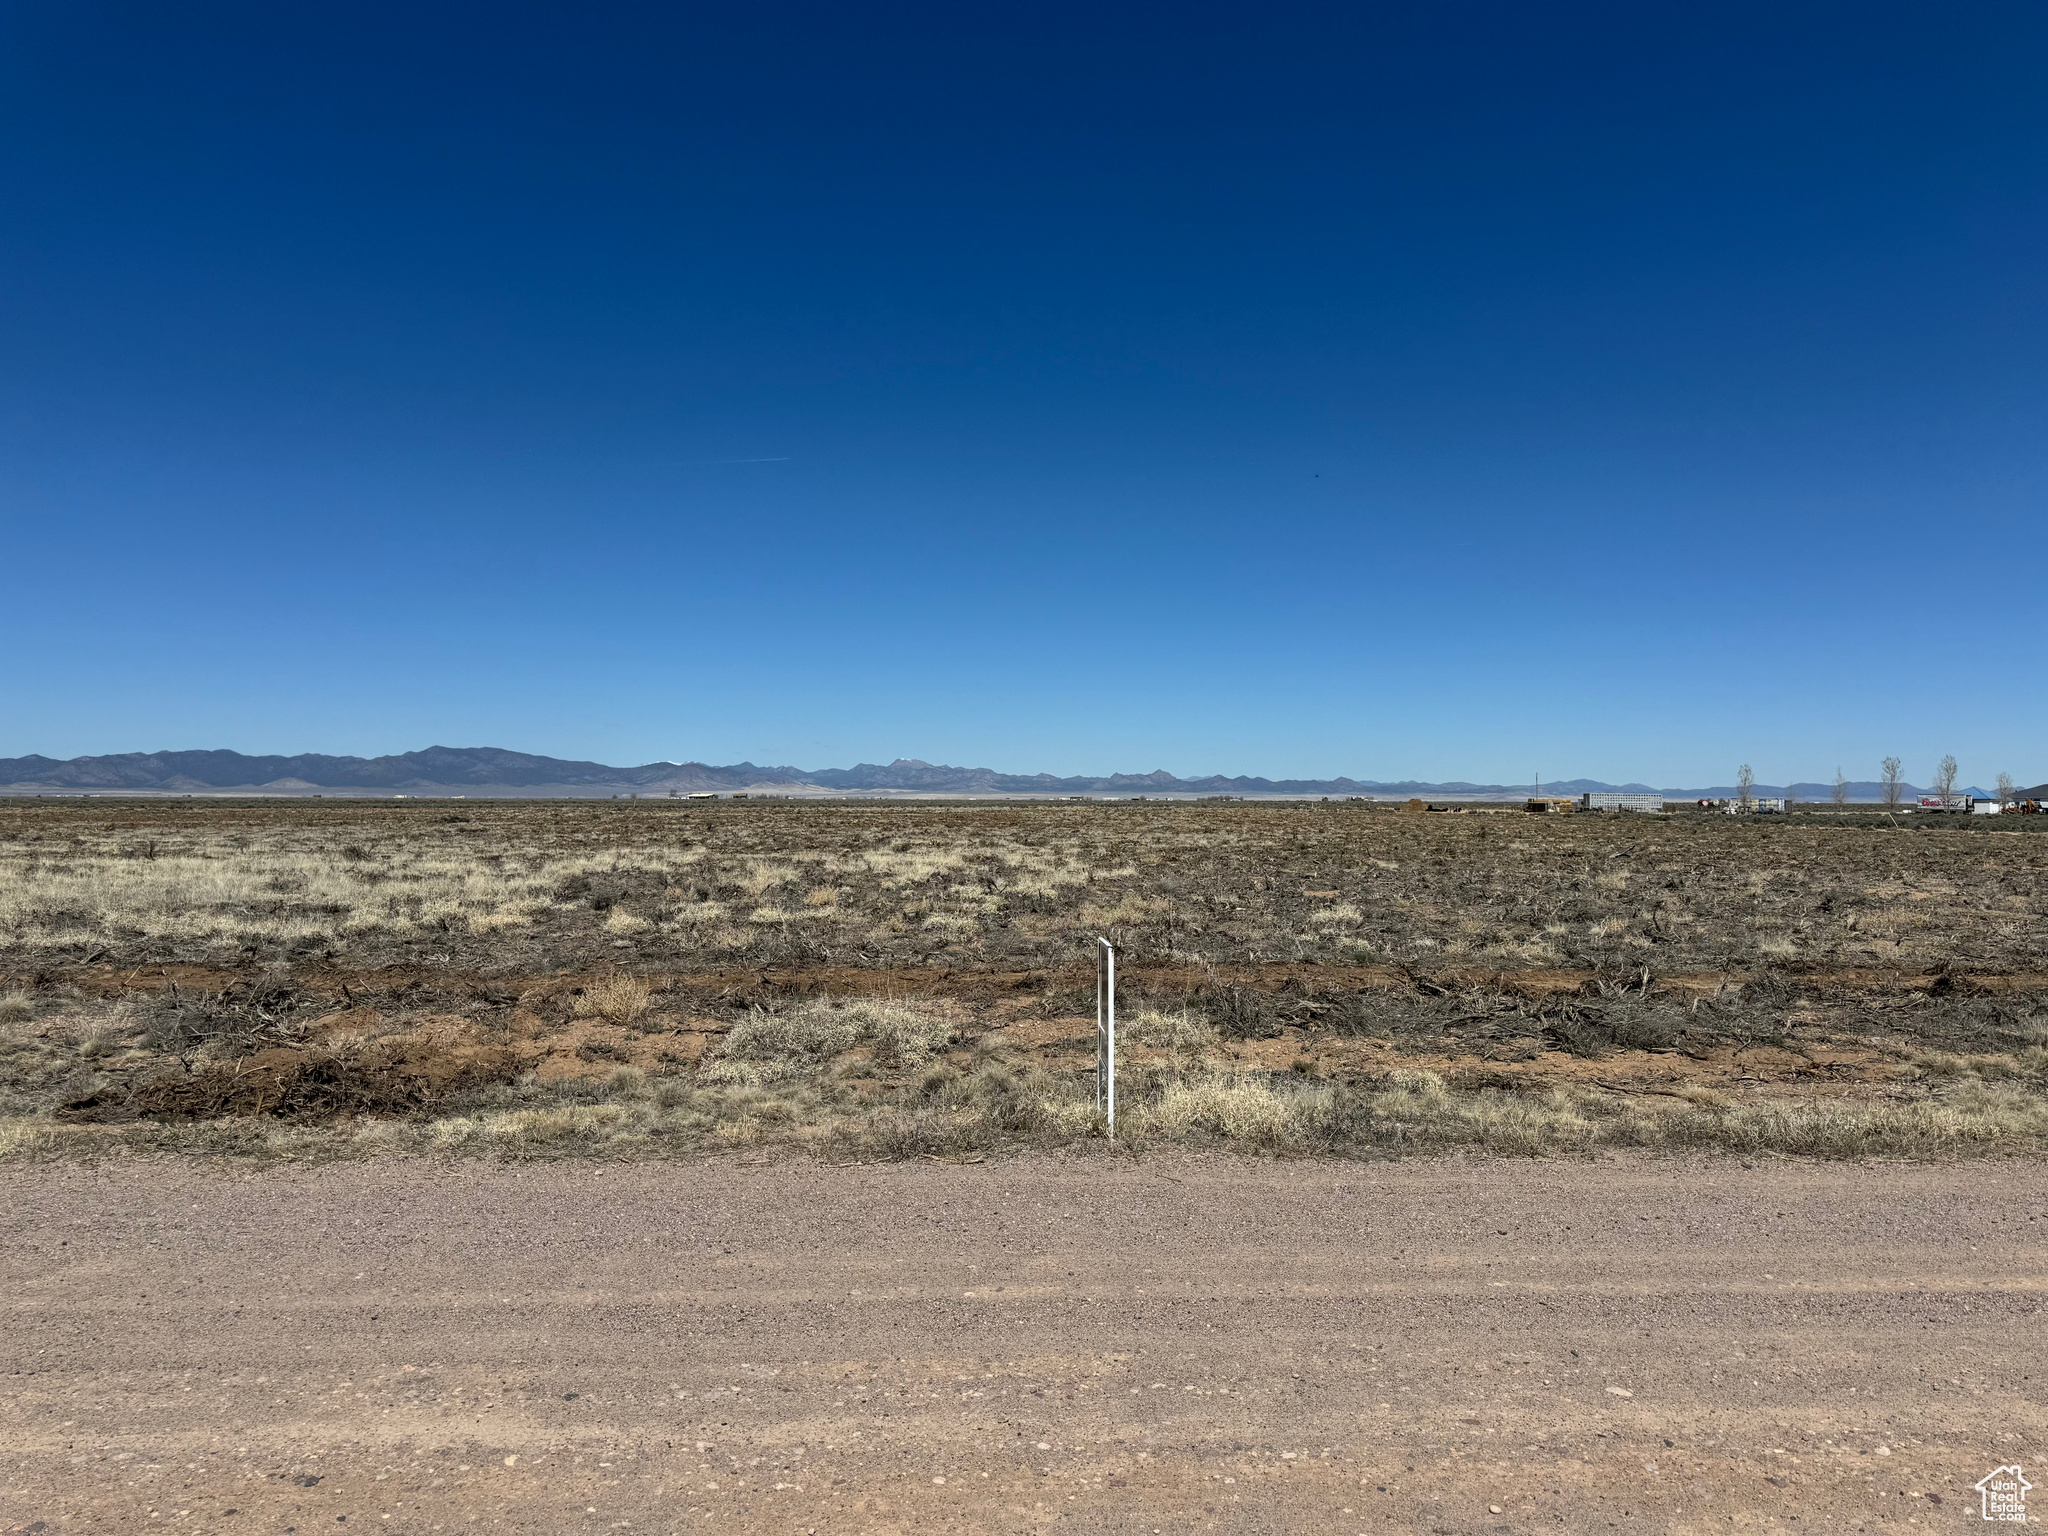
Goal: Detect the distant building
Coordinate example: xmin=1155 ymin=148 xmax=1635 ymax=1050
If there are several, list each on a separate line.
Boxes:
xmin=1579 ymin=792 xmax=1663 ymax=814
xmin=1525 ymin=797 xmax=1576 ymax=814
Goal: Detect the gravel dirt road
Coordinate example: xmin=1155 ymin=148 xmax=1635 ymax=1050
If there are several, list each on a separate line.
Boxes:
xmin=3 ymin=1154 xmax=2043 ymax=1534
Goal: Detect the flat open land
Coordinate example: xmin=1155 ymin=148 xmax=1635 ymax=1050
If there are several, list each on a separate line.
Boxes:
xmin=3 ymin=797 xmax=2045 ymax=1159
xmin=4 ymin=1154 xmax=2043 ymax=1533
xmin=6 ymin=804 xmax=2043 ymax=1531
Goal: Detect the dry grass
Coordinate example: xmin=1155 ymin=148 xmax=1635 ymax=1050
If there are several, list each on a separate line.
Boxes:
xmin=1125 ymin=1007 xmax=1218 ymax=1071
xmin=701 ymin=999 xmax=958 ymax=1084
xmin=11 ymin=1061 xmax=2048 ymax=1164
xmin=4 ymin=796 xmax=2041 ymax=974
xmin=3 ymin=797 xmax=2046 ymax=1163
xmin=575 ymin=974 xmax=653 ymax=1024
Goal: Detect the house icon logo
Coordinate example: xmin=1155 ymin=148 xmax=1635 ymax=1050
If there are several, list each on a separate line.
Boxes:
xmin=1976 ymin=1465 xmax=2031 ymax=1522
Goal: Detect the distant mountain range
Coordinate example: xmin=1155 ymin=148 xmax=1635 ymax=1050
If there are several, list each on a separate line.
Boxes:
xmin=0 ymin=746 xmax=2005 ymax=801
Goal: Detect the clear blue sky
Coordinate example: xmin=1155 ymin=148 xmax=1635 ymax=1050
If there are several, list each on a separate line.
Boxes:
xmin=3 ymin=2 xmax=2043 ymax=788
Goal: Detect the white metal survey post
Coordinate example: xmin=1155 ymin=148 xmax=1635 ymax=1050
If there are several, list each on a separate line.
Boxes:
xmin=1095 ymin=936 xmax=1116 ymax=1134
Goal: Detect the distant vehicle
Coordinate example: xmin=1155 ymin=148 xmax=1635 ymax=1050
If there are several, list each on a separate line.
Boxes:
xmin=687 ymin=792 xmax=716 ymax=801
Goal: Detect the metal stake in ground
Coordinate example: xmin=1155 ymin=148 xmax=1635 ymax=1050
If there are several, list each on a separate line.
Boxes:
xmin=1096 ymin=936 xmax=1116 ymax=1135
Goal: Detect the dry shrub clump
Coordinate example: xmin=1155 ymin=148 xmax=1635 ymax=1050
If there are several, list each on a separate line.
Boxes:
xmin=1141 ymin=1076 xmax=1334 ymax=1153
xmin=1126 ymin=1007 xmax=1218 ymax=1056
xmin=574 ymin=974 xmax=654 ymax=1024
xmin=702 ymin=999 xmax=956 ymax=1084
xmin=0 ymin=1115 xmax=55 ymax=1159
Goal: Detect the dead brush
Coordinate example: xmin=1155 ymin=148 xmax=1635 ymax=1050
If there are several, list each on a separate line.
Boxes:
xmin=574 ymin=974 xmax=654 ymax=1025
xmin=1201 ymin=984 xmax=1284 ymax=1040
xmin=138 ymin=984 xmax=318 ymax=1062
xmin=1539 ymin=998 xmax=1684 ymax=1057
xmin=62 ymin=1036 xmax=518 ymax=1122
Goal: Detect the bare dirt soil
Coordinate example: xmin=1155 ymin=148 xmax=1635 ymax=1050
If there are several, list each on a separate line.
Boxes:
xmin=4 ymin=1154 xmax=2042 ymax=1533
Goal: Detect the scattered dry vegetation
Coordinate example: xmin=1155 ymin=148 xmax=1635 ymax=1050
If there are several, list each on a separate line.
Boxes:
xmin=2 ymin=797 xmax=2045 ymax=1161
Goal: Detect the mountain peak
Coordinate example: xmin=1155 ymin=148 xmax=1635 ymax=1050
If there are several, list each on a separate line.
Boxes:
xmin=0 ymin=747 xmax=1955 ymax=802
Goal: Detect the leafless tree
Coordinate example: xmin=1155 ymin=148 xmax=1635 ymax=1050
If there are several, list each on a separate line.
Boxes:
xmin=1997 ymin=771 xmax=2017 ymax=808
xmin=1736 ymin=764 xmax=1754 ymax=811
xmin=1832 ymin=768 xmax=1848 ymax=806
xmin=1934 ymin=754 xmax=1959 ymax=807
xmin=1881 ymin=756 xmax=1904 ymax=808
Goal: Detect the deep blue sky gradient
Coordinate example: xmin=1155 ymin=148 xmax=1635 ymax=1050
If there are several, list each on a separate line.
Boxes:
xmin=4 ymin=2 xmax=2044 ymax=787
